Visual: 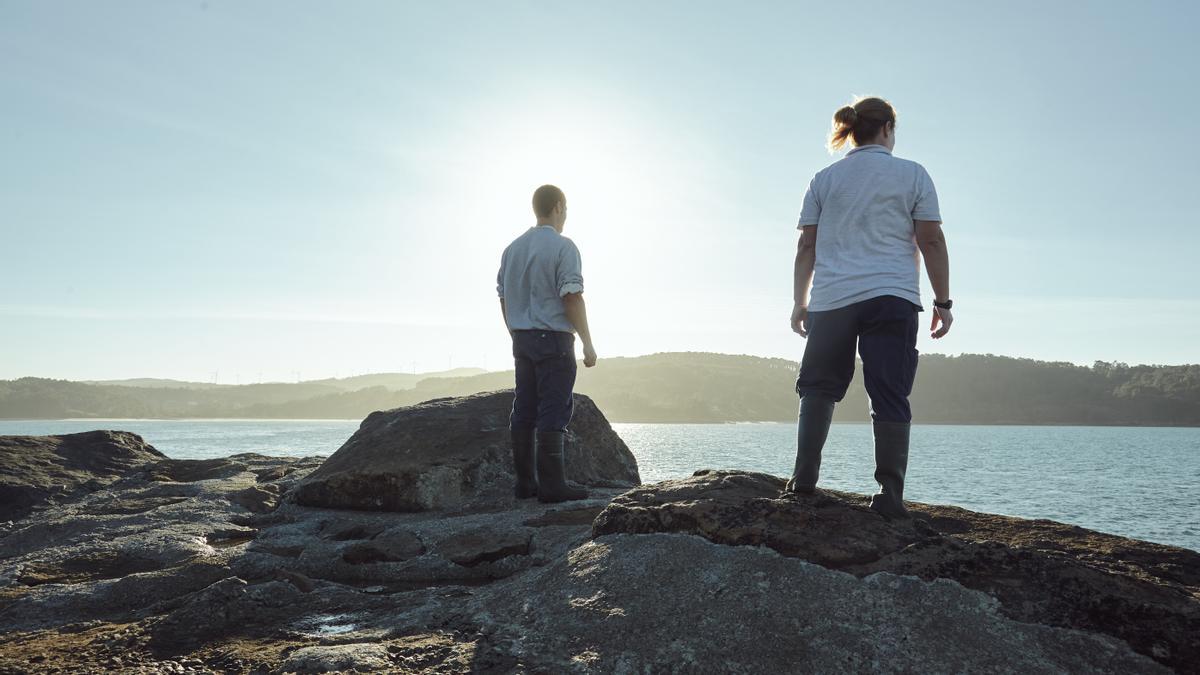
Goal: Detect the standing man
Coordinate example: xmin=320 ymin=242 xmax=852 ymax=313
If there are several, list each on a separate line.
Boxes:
xmin=787 ymin=97 xmax=954 ymax=520
xmin=497 ymin=184 xmax=598 ymax=503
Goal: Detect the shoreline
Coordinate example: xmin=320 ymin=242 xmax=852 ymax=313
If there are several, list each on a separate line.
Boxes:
xmin=0 ymin=429 xmax=1192 ymax=672
xmin=2 ymin=418 xmax=1200 ymax=429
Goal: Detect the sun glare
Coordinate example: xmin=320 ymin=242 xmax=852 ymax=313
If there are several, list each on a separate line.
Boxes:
xmin=468 ymin=110 xmax=655 ymax=231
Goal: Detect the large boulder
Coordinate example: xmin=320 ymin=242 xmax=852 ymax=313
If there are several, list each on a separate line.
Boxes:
xmin=0 ymin=431 xmax=165 ymax=522
xmin=592 ymin=469 xmax=1200 ymax=673
xmin=291 ymin=391 xmax=639 ymax=512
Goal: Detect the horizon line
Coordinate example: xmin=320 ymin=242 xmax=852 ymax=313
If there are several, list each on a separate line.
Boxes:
xmin=3 ymin=350 xmax=1195 ymax=386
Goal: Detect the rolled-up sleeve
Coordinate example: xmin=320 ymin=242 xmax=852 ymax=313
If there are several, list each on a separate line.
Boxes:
xmin=557 ymin=241 xmax=584 ymax=297
xmin=797 ymin=177 xmax=821 ymax=228
xmin=496 ymin=250 xmax=507 ymax=298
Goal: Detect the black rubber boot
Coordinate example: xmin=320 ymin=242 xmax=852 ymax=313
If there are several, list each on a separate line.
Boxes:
xmin=535 ymin=431 xmax=588 ymax=503
xmin=869 ymin=420 xmax=911 ymax=520
xmin=511 ymin=429 xmax=538 ymax=499
xmin=785 ymin=394 xmax=836 ymax=494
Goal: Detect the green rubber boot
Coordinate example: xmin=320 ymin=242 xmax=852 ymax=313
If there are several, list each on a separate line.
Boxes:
xmin=535 ymin=431 xmax=588 ymax=503
xmin=511 ymin=429 xmax=538 ymax=499
xmin=869 ymin=420 xmax=911 ymax=520
xmin=785 ymin=394 xmax=836 ymax=494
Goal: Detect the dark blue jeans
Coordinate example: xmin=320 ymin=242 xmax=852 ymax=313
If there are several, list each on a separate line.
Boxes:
xmin=795 ymin=295 xmax=920 ymax=423
xmin=510 ymin=330 xmax=577 ymax=433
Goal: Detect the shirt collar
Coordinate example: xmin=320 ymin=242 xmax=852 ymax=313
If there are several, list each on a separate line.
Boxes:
xmin=846 ymin=144 xmax=892 ymax=156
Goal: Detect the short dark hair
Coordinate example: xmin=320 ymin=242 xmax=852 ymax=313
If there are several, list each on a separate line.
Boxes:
xmin=532 ymin=184 xmax=565 ymax=218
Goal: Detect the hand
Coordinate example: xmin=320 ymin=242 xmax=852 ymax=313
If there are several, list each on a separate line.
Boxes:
xmin=931 ymin=306 xmax=953 ymax=339
xmin=790 ymin=304 xmax=810 ymax=337
xmin=582 ymin=343 xmax=598 ymax=368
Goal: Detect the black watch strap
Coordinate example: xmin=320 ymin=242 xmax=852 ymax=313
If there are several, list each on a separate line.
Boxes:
xmin=933 ymin=299 xmax=953 ymax=310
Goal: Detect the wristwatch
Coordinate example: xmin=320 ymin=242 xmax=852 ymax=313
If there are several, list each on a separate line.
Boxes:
xmin=933 ymin=299 xmax=953 ymax=310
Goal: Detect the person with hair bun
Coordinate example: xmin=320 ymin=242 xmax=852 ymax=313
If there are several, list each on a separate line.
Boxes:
xmin=786 ymin=96 xmax=953 ymax=520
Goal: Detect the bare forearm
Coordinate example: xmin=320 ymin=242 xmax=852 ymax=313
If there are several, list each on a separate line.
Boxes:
xmin=499 ymin=299 xmax=510 ymax=333
xmin=563 ymin=295 xmax=593 ymax=347
xmin=793 ymin=246 xmax=815 ymax=305
xmin=920 ymin=241 xmax=951 ymax=302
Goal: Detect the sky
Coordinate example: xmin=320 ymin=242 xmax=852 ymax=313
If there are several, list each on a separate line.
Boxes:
xmin=2 ymin=0 xmax=1198 ymax=382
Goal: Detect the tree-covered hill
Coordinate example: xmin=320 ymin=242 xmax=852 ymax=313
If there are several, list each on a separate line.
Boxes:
xmin=2 ymin=353 xmax=1198 ymax=426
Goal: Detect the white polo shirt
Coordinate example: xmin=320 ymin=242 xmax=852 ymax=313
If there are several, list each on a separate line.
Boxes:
xmin=797 ymin=145 xmax=941 ymax=311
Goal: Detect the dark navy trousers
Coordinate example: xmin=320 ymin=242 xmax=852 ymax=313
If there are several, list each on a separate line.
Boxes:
xmin=795 ymin=295 xmax=920 ymax=423
xmin=510 ymin=330 xmax=577 ymax=433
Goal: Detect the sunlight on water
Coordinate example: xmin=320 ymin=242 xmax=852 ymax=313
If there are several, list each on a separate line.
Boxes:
xmin=2 ymin=419 xmax=1197 ymax=551
xmin=294 ymin=613 xmax=360 ymax=637
xmin=0 ymin=419 xmax=359 ymax=460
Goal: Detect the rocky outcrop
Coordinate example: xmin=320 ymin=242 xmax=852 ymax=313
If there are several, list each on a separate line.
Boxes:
xmin=0 ymin=410 xmax=1191 ymax=673
xmin=147 ymin=577 xmax=305 ymax=653
xmin=142 ymin=457 xmax=249 ymax=483
xmin=593 ymin=469 xmax=1200 ymax=673
xmin=0 ymin=431 xmax=165 ymax=522
xmin=291 ymin=391 xmax=640 ymax=512
xmin=240 ymin=491 xmax=621 ymax=589
xmin=0 ymin=427 xmax=627 ymax=672
xmin=477 ymin=533 xmax=1168 ymax=674
xmin=0 ymin=453 xmax=325 ymax=632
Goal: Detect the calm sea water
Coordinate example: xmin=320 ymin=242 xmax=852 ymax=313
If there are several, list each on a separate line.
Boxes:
xmin=3 ymin=420 xmax=1197 ymax=552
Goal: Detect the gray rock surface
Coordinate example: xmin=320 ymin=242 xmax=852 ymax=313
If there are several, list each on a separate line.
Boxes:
xmin=594 ymin=469 xmax=1200 ymax=673
xmin=0 ymin=453 xmax=325 ymax=632
xmin=142 ymin=457 xmax=249 ymax=483
xmin=279 ymin=643 xmax=392 ymax=673
xmin=227 ymin=483 xmax=282 ymax=513
xmin=148 ymin=577 xmax=266 ymax=653
xmin=243 ymin=490 xmax=621 ymax=588
xmin=0 ymin=411 xmax=1184 ymax=673
xmin=476 ymin=533 xmax=1169 ymax=674
xmin=0 ymin=431 xmax=165 ymax=522
xmin=291 ymin=390 xmax=640 ymax=512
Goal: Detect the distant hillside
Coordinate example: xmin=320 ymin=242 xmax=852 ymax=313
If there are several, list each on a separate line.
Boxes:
xmin=395 ymin=353 xmax=800 ymax=423
xmin=82 ymin=378 xmax=229 ymax=390
xmin=84 ymin=368 xmax=487 ymax=392
xmin=306 ymin=368 xmax=487 ymax=392
xmin=3 ymin=354 xmax=1199 ymax=425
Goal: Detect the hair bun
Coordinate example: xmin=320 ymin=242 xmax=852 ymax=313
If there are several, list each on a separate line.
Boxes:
xmin=827 ymin=96 xmax=895 ymax=152
xmin=834 ymin=105 xmax=858 ymax=126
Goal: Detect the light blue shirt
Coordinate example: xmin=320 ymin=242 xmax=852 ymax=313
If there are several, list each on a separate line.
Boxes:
xmin=798 ymin=145 xmax=941 ymax=312
xmin=497 ymin=225 xmax=585 ymax=333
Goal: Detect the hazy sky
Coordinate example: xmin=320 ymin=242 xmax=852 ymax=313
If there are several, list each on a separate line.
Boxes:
xmin=3 ymin=1 xmax=1198 ymax=382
